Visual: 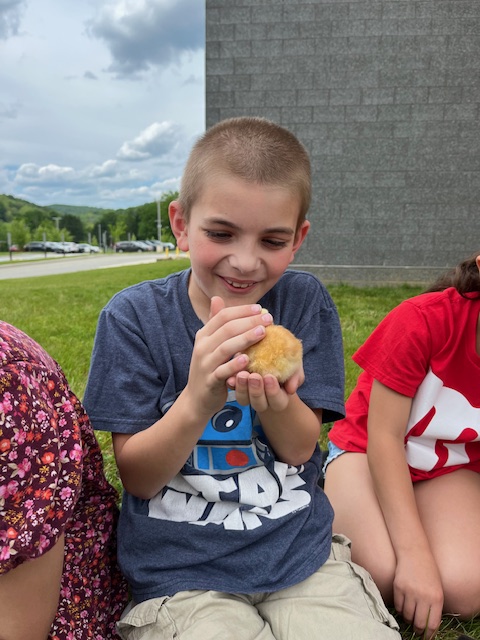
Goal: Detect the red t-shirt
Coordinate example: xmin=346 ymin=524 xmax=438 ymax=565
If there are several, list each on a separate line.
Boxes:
xmin=329 ymin=288 xmax=480 ymax=481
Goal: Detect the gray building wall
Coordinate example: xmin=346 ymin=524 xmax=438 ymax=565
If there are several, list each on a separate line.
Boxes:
xmin=205 ymin=0 xmax=480 ymax=284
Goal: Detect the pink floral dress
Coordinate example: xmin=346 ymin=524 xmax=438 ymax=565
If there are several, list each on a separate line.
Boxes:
xmin=0 ymin=321 xmax=129 ymax=639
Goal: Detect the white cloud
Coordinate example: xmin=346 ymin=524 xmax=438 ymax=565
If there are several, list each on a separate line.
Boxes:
xmin=16 ymin=163 xmax=76 ymax=184
xmin=89 ymin=159 xmax=118 ymax=178
xmin=117 ymin=121 xmax=183 ymax=161
xmin=0 ymin=0 xmax=205 ymax=209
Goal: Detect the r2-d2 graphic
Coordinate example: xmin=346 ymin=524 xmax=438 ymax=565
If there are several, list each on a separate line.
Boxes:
xmin=193 ymin=390 xmax=267 ymax=475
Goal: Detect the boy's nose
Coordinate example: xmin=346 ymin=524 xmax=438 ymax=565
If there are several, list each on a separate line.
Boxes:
xmin=229 ymin=248 xmax=260 ymax=274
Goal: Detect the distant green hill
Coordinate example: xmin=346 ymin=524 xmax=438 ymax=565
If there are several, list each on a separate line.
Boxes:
xmin=0 ymin=194 xmax=54 ymax=221
xmin=48 ymin=203 xmax=112 ymax=222
xmin=0 ymin=195 xmax=112 ymax=225
xmin=47 ymin=204 xmax=111 ymax=218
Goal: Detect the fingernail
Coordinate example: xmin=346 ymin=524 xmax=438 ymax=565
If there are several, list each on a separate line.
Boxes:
xmin=262 ymin=313 xmax=273 ymax=323
xmin=251 ymin=304 xmax=261 ymax=313
xmin=254 ymin=326 xmax=265 ymax=337
xmin=264 ymin=375 xmax=275 ymax=387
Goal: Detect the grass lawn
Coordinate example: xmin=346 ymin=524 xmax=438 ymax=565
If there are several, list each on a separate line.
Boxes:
xmin=1 ymin=258 xmax=478 ymax=639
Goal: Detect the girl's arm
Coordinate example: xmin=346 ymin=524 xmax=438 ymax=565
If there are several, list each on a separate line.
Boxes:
xmin=0 ymin=534 xmax=64 ymax=640
xmin=367 ymin=380 xmax=444 ymax=639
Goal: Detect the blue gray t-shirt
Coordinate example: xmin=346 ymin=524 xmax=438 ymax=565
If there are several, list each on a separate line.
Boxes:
xmin=84 ymin=268 xmax=345 ymax=602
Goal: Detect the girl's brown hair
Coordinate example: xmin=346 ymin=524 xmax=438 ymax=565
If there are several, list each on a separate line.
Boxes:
xmin=178 ymin=117 xmax=311 ymax=229
xmin=425 ymin=252 xmax=480 ymax=296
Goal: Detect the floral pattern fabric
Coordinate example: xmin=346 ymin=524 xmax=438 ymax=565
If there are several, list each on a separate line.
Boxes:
xmin=0 ymin=321 xmax=128 ymax=639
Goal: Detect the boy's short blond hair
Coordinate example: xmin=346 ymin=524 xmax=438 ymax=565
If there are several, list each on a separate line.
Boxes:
xmin=179 ymin=117 xmax=311 ymax=229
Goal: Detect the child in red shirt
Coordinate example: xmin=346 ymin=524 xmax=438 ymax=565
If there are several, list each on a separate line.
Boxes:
xmin=325 ymin=251 xmax=480 ymax=640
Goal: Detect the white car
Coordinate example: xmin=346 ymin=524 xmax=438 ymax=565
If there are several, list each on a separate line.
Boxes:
xmin=58 ymin=242 xmax=80 ymax=253
xmin=77 ymin=243 xmax=100 ymax=253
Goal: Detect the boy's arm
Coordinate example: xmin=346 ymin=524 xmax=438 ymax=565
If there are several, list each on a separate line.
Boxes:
xmin=261 ymin=395 xmax=322 ymax=465
xmin=112 ymin=300 xmax=274 ymax=500
xmin=113 ymin=385 xmax=221 ymax=499
xmin=234 ymin=371 xmax=321 ymax=465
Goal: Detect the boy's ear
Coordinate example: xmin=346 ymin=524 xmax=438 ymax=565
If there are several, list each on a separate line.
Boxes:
xmin=169 ymin=200 xmax=189 ymax=251
xmin=290 ymin=220 xmax=310 ymax=262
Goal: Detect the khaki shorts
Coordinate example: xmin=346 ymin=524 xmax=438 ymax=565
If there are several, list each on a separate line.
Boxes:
xmin=117 ymin=534 xmax=400 ymax=640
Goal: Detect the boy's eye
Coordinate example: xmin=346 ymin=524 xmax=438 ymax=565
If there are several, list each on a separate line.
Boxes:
xmin=263 ymin=238 xmax=288 ymax=248
xmin=205 ymin=230 xmax=232 ymax=241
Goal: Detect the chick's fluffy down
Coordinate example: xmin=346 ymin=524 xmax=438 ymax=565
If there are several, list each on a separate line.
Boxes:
xmin=244 ymin=324 xmax=303 ymax=383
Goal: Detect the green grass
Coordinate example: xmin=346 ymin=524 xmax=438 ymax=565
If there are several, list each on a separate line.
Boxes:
xmin=0 ymin=258 xmax=191 ymax=490
xmin=1 ymin=260 xmax=478 ymax=639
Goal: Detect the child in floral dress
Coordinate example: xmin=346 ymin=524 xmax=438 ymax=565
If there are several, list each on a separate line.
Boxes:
xmin=0 ymin=321 xmax=129 ymax=639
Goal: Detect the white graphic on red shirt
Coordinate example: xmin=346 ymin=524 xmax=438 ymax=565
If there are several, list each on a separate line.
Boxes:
xmin=405 ymin=370 xmax=480 ymax=472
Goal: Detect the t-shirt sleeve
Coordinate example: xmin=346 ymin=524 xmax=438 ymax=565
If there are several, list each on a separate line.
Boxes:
xmin=283 ymin=277 xmax=345 ymax=423
xmin=0 ymin=367 xmax=81 ymax=574
xmin=84 ymin=302 xmax=163 ymax=433
xmin=353 ymin=299 xmax=432 ymax=397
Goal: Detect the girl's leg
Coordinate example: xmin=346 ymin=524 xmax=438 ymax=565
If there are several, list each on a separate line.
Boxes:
xmin=324 ymin=452 xmax=396 ymax=603
xmin=414 ymin=469 xmax=480 ymax=619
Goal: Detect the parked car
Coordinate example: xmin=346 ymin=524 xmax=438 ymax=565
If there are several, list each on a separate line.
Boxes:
xmin=115 ymin=241 xmax=151 ymax=253
xmin=57 ymin=242 xmax=80 ymax=253
xmin=77 ymin=243 xmax=100 ymax=253
xmin=146 ymin=240 xmax=176 ymax=251
xmin=135 ymin=240 xmax=155 ymax=251
xmin=45 ymin=241 xmax=67 ymax=253
xmin=24 ymin=241 xmax=48 ymax=252
xmin=140 ymin=240 xmax=157 ymax=249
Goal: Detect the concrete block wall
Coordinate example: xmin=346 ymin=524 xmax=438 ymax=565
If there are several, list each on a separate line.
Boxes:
xmin=205 ymin=0 xmax=480 ymax=283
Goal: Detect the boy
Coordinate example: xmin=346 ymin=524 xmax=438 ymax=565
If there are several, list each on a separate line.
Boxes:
xmin=84 ymin=117 xmax=400 ymax=639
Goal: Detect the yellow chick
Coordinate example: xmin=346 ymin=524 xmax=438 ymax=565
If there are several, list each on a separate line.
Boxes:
xmin=244 ymin=311 xmax=303 ymax=383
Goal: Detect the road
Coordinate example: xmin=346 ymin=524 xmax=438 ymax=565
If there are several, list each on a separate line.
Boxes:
xmin=0 ymin=251 xmax=183 ymax=280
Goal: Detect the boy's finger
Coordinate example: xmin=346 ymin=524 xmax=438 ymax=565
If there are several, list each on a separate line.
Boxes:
xmin=209 ymin=296 xmax=225 ymax=319
xmin=205 ymin=303 xmax=263 ymax=330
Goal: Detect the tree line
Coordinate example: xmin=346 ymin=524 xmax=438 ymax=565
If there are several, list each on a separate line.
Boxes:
xmin=0 ymin=191 xmax=178 ymax=250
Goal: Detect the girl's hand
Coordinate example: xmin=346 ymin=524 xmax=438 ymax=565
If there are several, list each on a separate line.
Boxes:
xmin=394 ymin=552 xmax=444 ymax=639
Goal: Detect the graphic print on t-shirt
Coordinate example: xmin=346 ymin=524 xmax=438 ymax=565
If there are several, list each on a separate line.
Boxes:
xmin=193 ymin=394 xmax=265 ymax=474
xmin=405 ymin=370 xmax=480 ymax=473
xmin=147 ymin=391 xmax=311 ymax=530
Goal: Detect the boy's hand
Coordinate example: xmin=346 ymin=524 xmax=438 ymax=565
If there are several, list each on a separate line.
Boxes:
xmin=184 ymin=296 xmax=273 ymax=421
xmin=232 ymin=363 xmax=304 ymax=413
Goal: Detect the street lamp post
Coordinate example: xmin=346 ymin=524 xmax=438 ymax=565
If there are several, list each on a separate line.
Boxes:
xmin=156 ymin=198 xmax=162 ymax=242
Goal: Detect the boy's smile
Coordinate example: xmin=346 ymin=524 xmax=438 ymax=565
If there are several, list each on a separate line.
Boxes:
xmin=170 ymin=174 xmax=309 ymax=322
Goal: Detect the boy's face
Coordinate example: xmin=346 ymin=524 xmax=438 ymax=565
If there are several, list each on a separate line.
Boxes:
xmin=170 ymin=175 xmax=309 ymax=321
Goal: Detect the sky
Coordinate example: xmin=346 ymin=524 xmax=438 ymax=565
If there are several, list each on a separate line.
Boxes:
xmin=0 ymin=0 xmax=205 ymax=209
